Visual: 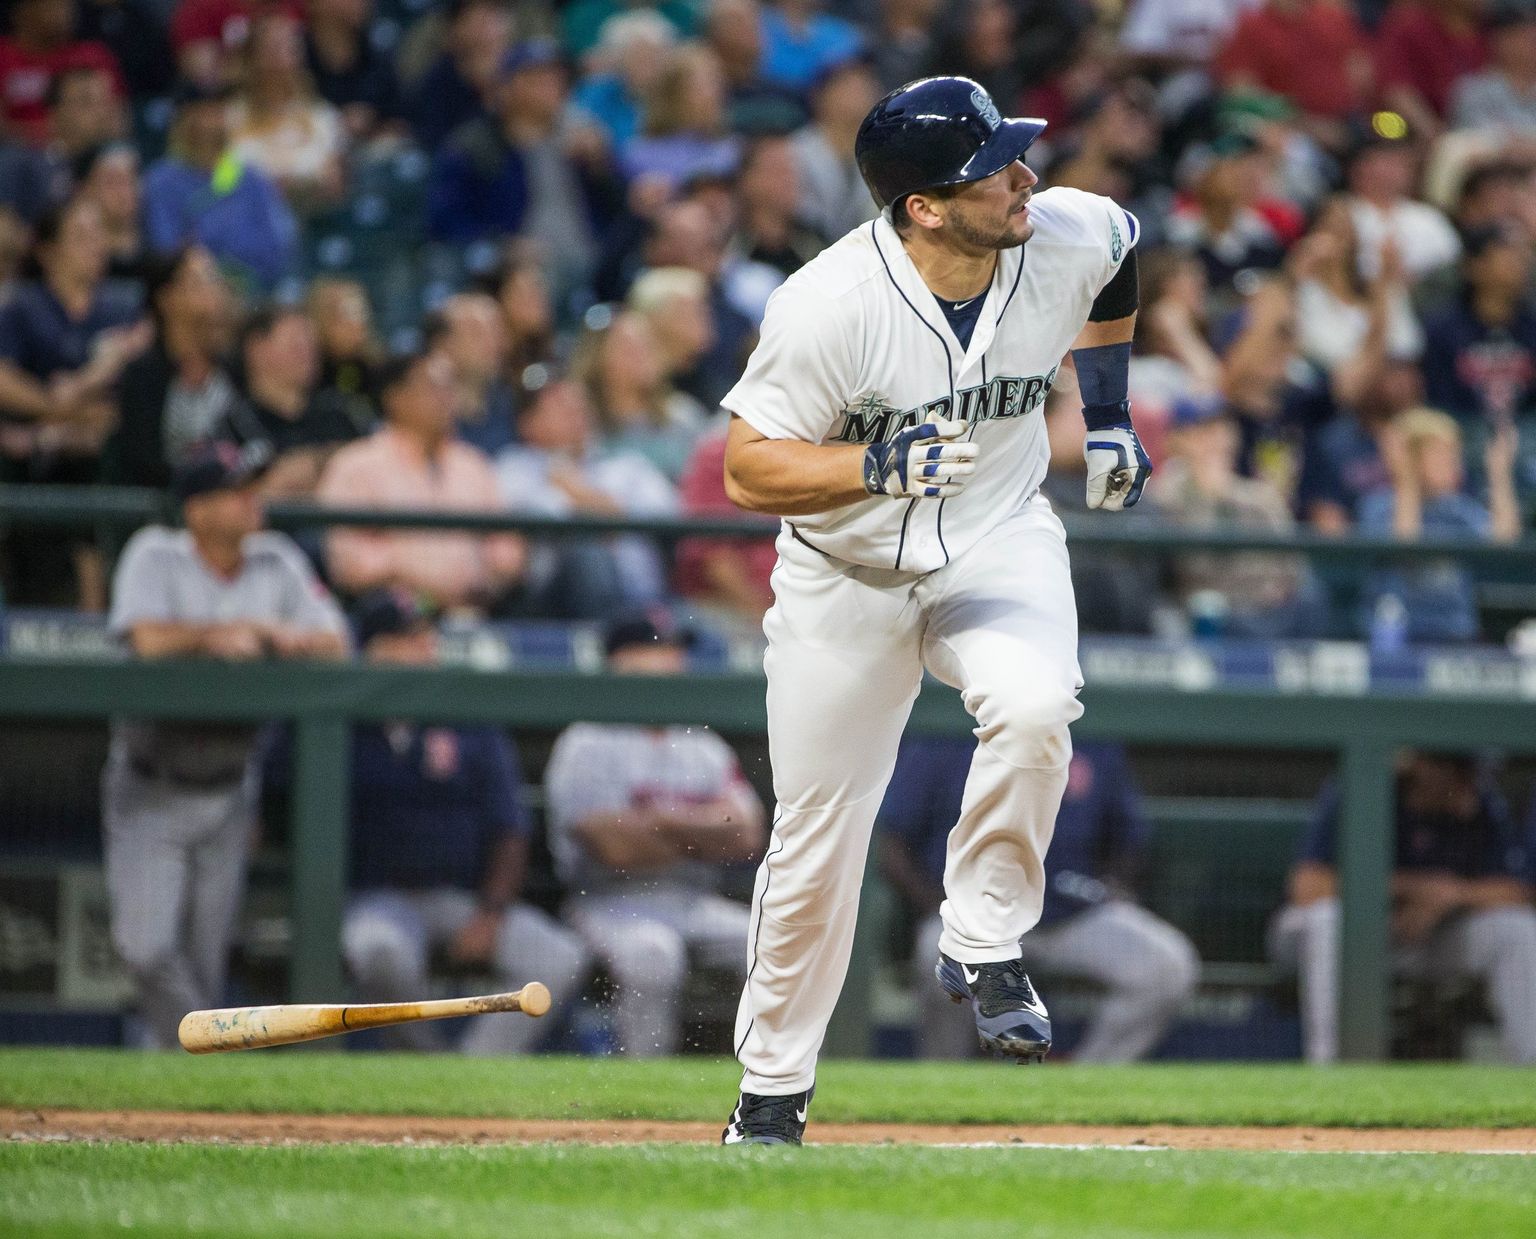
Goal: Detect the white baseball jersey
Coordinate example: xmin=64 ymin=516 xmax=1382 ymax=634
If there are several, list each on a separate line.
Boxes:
xmin=721 ymin=187 xmax=1138 ymax=573
xmin=543 ymin=723 xmax=752 ymax=892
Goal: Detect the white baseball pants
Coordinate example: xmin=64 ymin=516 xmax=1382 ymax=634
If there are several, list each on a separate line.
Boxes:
xmin=735 ymin=497 xmax=1083 ymax=1095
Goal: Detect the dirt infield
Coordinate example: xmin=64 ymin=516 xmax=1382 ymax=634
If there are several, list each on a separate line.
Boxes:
xmin=5 ymin=1108 xmax=1535 ymax=1153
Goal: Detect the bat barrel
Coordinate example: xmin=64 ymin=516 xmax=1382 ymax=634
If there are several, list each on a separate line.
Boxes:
xmin=178 ymin=984 xmax=551 ymax=1053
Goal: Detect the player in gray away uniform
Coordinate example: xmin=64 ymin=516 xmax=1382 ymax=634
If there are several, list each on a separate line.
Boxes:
xmin=104 ymin=442 xmax=349 ymax=1048
xmin=720 ymin=77 xmax=1152 ymax=1144
xmin=543 ymin=614 xmax=766 ymax=1056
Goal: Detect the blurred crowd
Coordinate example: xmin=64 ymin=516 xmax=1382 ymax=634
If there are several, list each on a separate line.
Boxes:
xmin=0 ymin=0 xmax=1535 ymax=645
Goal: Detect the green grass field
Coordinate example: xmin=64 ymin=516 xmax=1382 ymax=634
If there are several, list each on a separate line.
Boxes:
xmin=3 ymin=1051 xmax=1535 ymax=1239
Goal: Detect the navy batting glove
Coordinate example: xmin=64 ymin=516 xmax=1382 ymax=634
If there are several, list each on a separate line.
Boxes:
xmin=864 ymin=417 xmax=979 ymax=499
xmin=1083 ymin=400 xmax=1152 ymax=511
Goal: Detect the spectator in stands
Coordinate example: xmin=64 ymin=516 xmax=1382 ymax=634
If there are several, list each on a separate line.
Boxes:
xmin=142 ymin=83 xmax=299 ymax=294
xmin=335 ymin=588 xmax=590 ymax=1053
xmin=1298 ymin=359 xmax=1425 ymax=532
xmin=1217 ymin=274 xmax=1307 ymax=491
xmin=633 ymin=215 xmax=755 ymax=406
xmin=73 ymin=141 xmax=143 ymax=281
xmin=733 ymin=134 xmax=822 ymax=279
xmin=790 ymin=55 xmax=878 ymax=244
xmin=1345 ymin=129 xmax=1462 ymax=288
xmin=571 ymin=309 xmax=706 ymax=483
xmin=228 ymin=13 xmax=347 ymax=211
xmin=1041 ymin=384 xmax=1159 ymax=634
xmin=1153 ymin=394 xmax=1327 ymax=638
xmin=543 ymin=612 xmax=766 ymax=1056
xmin=1452 ymin=160 xmax=1536 ymax=237
xmin=571 ymin=10 xmax=677 ymax=157
xmin=1359 ymin=406 xmax=1521 ymax=642
xmin=1216 ymin=0 xmax=1371 ymax=140
xmin=626 ymin=262 xmax=728 ymax=410
xmin=46 ymin=63 xmax=125 ymax=166
xmin=104 ymin=441 xmax=349 ymax=1049
xmin=78 ymin=0 xmax=172 ymax=100
xmin=495 ymin=364 xmax=677 ymax=614
xmin=220 ymin=305 xmax=369 ymax=498
xmin=429 ymin=292 xmax=517 ymax=459
xmin=0 ymin=0 xmax=123 ymax=146
xmin=705 ymin=0 xmax=802 ymax=133
xmin=759 ymin=0 xmax=863 ymax=93
xmin=105 ymin=245 xmax=238 ymax=488
xmin=1273 ymin=752 xmax=1536 ymax=1064
xmin=1120 ymin=0 xmax=1253 ymax=71
xmin=405 ymin=0 xmax=514 ymax=150
xmin=426 ymin=38 xmax=614 ymax=301
xmin=1167 ymin=134 xmax=1287 ymax=302
xmin=867 ymin=0 xmax=938 ymax=91
xmin=481 ymin=247 xmax=556 ymax=377
xmin=0 ymin=195 xmax=148 ymax=608
xmin=307 ymin=277 xmax=382 ymax=433
xmin=1128 ymin=249 xmax=1223 ymax=429
xmin=880 ymin=736 xmax=1199 ymax=1061
xmin=1046 ymin=79 xmax=1169 ymax=221
xmin=1421 ymin=224 xmax=1536 ymax=424
xmin=562 ymin=0 xmax=695 ymax=60
xmin=171 ymin=0 xmax=301 ymax=88
xmin=304 ymin=0 xmax=402 ymax=142
xmin=925 ymin=0 xmax=1028 ymax=115
xmin=1377 ymin=0 xmax=1489 ymax=139
xmin=318 ymin=348 xmax=526 ymax=609
xmin=675 ymin=426 xmax=777 ymax=635
xmin=1452 ymin=2 xmax=1536 ymax=136
xmin=1288 ymin=198 xmax=1423 ymax=409
xmin=623 ymin=43 xmax=739 ymax=193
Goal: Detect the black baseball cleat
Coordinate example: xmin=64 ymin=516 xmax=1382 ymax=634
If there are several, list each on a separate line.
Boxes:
xmin=937 ymin=953 xmax=1052 ymax=1063
xmin=721 ymin=1086 xmax=814 ymax=1146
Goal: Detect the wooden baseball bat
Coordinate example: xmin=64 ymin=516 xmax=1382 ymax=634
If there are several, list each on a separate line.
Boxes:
xmin=177 ymin=984 xmax=551 ymax=1054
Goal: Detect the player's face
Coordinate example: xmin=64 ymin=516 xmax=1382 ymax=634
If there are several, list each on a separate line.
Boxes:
xmin=941 ymin=160 xmax=1038 ymax=252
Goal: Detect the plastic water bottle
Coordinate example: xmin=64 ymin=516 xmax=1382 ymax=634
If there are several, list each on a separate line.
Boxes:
xmin=1370 ymin=593 xmax=1409 ymax=655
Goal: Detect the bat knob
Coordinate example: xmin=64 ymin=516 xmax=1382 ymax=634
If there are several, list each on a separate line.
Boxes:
xmin=520 ymin=982 xmax=551 ymax=1017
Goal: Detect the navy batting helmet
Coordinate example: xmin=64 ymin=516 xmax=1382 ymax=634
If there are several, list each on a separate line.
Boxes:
xmin=855 ymin=77 xmax=1047 ymax=211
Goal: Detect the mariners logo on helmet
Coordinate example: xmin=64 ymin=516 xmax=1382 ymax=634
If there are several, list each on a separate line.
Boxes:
xmin=970 ymin=88 xmax=1001 ymax=132
xmin=855 ymin=76 xmax=1048 ymax=210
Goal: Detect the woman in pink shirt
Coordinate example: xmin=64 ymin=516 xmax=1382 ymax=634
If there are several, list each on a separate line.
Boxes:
xmin=317 ymin=349 xmax=526 ymax=611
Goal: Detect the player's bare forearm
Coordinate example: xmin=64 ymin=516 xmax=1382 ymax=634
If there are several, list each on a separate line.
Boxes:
xmin=723 ymin=415 xmax=870 ymax=515
xmin=1070 ymin=311 xmax=1136 ymax=351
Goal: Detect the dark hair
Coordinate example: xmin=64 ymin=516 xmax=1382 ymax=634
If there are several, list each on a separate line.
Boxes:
xmin=45 ymin=63 xmax=110 ymax=112
xmin=374 ymin=348 xmax=432 ymax=400
xmin=238 ymin=303 xmax=305 ymax=357
xmin=139 ymin=245 xmax=202 ymax=325
xmin=22 ymin=196 xmax=93 ymax=280
xmin=1458 ymin=161 xmax=1528 ymax=209
xmin=419 ymin=307 xmax=452 ymax=351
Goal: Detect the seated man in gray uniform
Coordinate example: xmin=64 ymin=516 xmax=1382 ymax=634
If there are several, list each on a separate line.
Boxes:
xmin=104 ymin=441 xmax=349 ymax=1048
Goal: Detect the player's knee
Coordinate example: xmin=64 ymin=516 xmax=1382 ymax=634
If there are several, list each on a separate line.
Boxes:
xmin=110 ymin=923 xmax=180 ymax=978
xmin=342 ymin=914 xmax=422 ymax=986
xmin=1476 ymin=905 xmax=1536 ymax=955
xmin=1158 ymin=931 xmax=1202 ymax=1001
xmin=978 ymin=683 xmax=1081 ymax=769
xmin=604 ymin=921 xmax=688 ymax=993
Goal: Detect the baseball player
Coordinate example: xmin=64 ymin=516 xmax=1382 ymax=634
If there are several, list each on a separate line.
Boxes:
xmin=719 ymin=76 xmax=1151 ymax=1145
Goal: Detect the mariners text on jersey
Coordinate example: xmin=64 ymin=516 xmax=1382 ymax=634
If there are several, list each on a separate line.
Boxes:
xmin=722 ymin=185 xmax=1138 ymax=574
xmin=829 ymin=367 xmax=1061 ymax=444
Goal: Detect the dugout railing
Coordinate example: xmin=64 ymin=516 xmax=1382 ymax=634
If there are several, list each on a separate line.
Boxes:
xmin=4 ymin=486 xmax=1536 ymax=1060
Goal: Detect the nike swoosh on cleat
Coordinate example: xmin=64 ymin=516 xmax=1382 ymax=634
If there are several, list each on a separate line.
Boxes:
xmin=1019 ymin=995 xmax=1048 ymax=1019
xmin=796 ymin=1106 xmax=808 ymax=1123
xmin=962 ymin=965 xmax=980 ymax=985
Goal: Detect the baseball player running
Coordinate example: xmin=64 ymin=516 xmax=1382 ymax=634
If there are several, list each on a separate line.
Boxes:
xmin=719 ymin=76 xmax=1151 ymax=1145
